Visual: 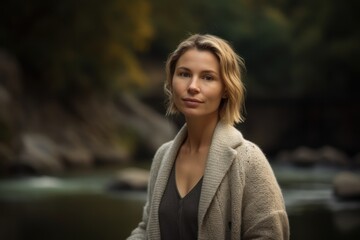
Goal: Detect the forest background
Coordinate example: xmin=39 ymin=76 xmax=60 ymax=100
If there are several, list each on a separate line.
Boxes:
xmin=0 ymin=0 xmax=359 ymax=175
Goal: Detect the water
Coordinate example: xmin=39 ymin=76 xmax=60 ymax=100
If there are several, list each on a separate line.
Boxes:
xmin=274 ymin=165 xmax=360 ymax=240
xmin=0 ymin=165 xmax=360 ymax=240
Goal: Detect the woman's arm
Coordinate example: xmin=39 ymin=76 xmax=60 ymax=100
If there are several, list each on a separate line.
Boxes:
xmin=241 ymin=141 xmax=290 ymax=240
xmin=126 ymin=142 xmax=170 ymax=239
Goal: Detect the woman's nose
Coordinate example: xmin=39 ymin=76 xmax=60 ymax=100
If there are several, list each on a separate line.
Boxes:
xmin=188 ymin=77 xmax=200 ymax=94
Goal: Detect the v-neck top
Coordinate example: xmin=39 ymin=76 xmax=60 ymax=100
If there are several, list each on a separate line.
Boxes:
xmin=159 ymin=164 xmax=203 ymax=240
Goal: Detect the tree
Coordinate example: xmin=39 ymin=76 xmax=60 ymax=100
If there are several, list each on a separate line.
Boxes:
xmin=0 ymin=0 xmax=153 ymax=97
xmin=285 ymin=0 xmax=360 ymax=97
xmin=149 ymin=0 xmax=359 ymax=98
xmin=149 ymin=0 xmax=292 ymax=96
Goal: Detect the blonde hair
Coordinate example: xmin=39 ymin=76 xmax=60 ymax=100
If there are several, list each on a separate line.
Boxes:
xmin=164 ymin=34 xmax=246 ymax=125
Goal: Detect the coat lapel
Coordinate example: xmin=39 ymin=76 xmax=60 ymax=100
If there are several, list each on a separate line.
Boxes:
xmin=149 ymin=124 xmax=187 ymax=239
xmin=198 ymin=122 xmax=243 ymax=227
xmin=149 ymin=121 xmax=244 ymax=239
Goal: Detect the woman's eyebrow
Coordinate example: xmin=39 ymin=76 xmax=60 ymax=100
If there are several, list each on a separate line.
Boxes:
xmin=201 ymin=70 xmax=220 ymax=78
xmin=176 ymin=67 xmax=218 ymax=74
xmin=202 ymin=70 xmax=218 ymax=74
xmin=176 ymin=66 xmax=190 ymax=71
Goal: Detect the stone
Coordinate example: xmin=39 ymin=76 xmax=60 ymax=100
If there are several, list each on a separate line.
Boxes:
xmin=116 ymin=93 xmax=177 ymax=152
xmin=107 ymin=167 xmax=149 ymax=191
xmin=15 ymin=133 xmax=64 ymax=174
xmin=290 ymin=146 xmax=321 ymax=167
xmin=275 ymin=146 xmax=350 ymax=167
xmin=333 ymin=171 xmax=360 ymax=200
xmin=58 ymin=144 xmax=94 ymax=168
xmin=318 ymin=145 xmax=348 ymax=165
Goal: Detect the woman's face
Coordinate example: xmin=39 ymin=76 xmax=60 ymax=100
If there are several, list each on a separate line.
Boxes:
xmin=172 ymin=48 xmax=225 ymax=121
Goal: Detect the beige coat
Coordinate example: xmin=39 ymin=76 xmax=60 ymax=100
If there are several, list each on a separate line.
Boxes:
xmin=128 ymin=121 xmax=289 ymax=240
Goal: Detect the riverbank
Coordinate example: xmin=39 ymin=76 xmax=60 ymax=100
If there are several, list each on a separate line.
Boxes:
xmin=0 ymin=164 xmax=360 ymax=239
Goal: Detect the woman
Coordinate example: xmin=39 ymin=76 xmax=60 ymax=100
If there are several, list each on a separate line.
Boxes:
xmin=127 ymin=34 xmax=289 ymax=240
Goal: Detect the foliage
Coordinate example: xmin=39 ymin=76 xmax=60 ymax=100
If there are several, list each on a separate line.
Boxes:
xmin=283 ymin=0 xmax=360 ymax=96
xmin=149 ymin=0 xmax=359 ymax=98
xmin=0 ymin=0 xmax=358 ymax=98
xmin=149 ymin=0 xmax=292 ymax=96
xmin=0 ymin=0 xmax=153 ymax=96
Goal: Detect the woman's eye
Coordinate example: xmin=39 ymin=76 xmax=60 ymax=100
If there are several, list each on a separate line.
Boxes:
xmin=203 ymin=75 xmax=214 ymax=81
xmin=178 ymin=72 xmax=191 ymax=78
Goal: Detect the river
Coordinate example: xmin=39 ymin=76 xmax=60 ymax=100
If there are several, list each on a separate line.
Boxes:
xmin=0 ymin=164 xmax=359 ymax=240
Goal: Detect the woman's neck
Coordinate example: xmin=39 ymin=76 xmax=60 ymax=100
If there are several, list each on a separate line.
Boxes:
xmin=184 ymin=115 xmax=219 ymax=152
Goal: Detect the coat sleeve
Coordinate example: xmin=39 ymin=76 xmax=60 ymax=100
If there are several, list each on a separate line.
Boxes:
xmin=126 ymin=143 xmax=169 ymax=239
xmin=240 ymin=141 xmax=290 ymax=240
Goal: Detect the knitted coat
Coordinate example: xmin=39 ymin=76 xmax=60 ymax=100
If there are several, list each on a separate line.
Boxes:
xmin=127 ymin=121 xmax=289 ymax=240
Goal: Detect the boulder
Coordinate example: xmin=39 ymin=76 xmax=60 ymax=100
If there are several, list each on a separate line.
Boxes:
xmin=92 ymin=146 xmax=129 ymax=166
xmin=107 ymin=167 xmax=149 ymax=191
xmin=57 ymin=144 xmax=94 ymax=168
xmin=284 ymin=146 xmax=321 ymax=167
xmin=116 ymin=93 xmax=177 ymax=152
xmin=333 ymin=171 xmax=360 ymax=200
xmin=275 ymin=146 xmax=349 ymax=167
xmin=15 ymin=133 xmax=64 ymax=175
xmin=318 ymin=145 xmax=348 ymax=165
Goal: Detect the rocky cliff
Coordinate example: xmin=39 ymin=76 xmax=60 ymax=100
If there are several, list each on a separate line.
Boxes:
xmin=0 ymin=50 xmax=176 ymax=176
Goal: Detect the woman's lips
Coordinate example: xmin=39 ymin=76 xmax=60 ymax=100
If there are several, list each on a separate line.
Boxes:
xmin=182 ymin=98 xmax=203 ymax=107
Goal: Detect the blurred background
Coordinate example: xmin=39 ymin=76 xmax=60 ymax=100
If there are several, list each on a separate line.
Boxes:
xmin=0 ymin=0 xmax=359 ymax=239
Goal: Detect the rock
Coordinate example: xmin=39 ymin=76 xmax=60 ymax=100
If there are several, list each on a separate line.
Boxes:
xmin=71 ymin=95 xmax=162 ymax=161
xmin=0 ymin=51 xmax=175 ymax=174
xmin=116 ymin=93 xmax=177 ymax=152
xmin=93 ymin=147 xmax=129 ymax=166
xmin=15 ymin=133 xmax=64 ymax=175
xmin=275 ymin=146 xmax=349 ymax=167
xmin=107 ymin=167 xmax=149 ymax=191
xmin=333 ymin=171 xmax=360 ymax=200
xmin=12 ymin=130 xmax=130 ymax=174
xmin=318 ymin=145 xmax=348 ymax=165
xmin=290 ymin=146 xmax=321 ymax=167
xmin=58 ymin=144 xmax=94 ymax=168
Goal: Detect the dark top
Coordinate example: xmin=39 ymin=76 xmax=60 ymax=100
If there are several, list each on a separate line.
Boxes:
xmin=159 ymin=164 xmax=203 ymax=240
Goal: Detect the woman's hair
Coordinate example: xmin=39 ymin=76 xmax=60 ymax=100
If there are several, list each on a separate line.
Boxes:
xmin=164 ymin=34 xmax=246 ymax=125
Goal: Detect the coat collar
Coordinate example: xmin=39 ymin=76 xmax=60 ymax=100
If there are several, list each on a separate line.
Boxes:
xmin=197 ymin=121 xmax=243 ymax=226
xmin=149 ymin=121 xmax=244 ymax=238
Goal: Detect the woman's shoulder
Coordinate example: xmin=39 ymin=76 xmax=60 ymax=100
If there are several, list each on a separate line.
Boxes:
xmin=234 ymin=138 xmax=269 ymax=167
xmin=154 ymin=140 xmax=173 ymax=157
xmin=241 ymin=139 xmax=265 ymax=156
